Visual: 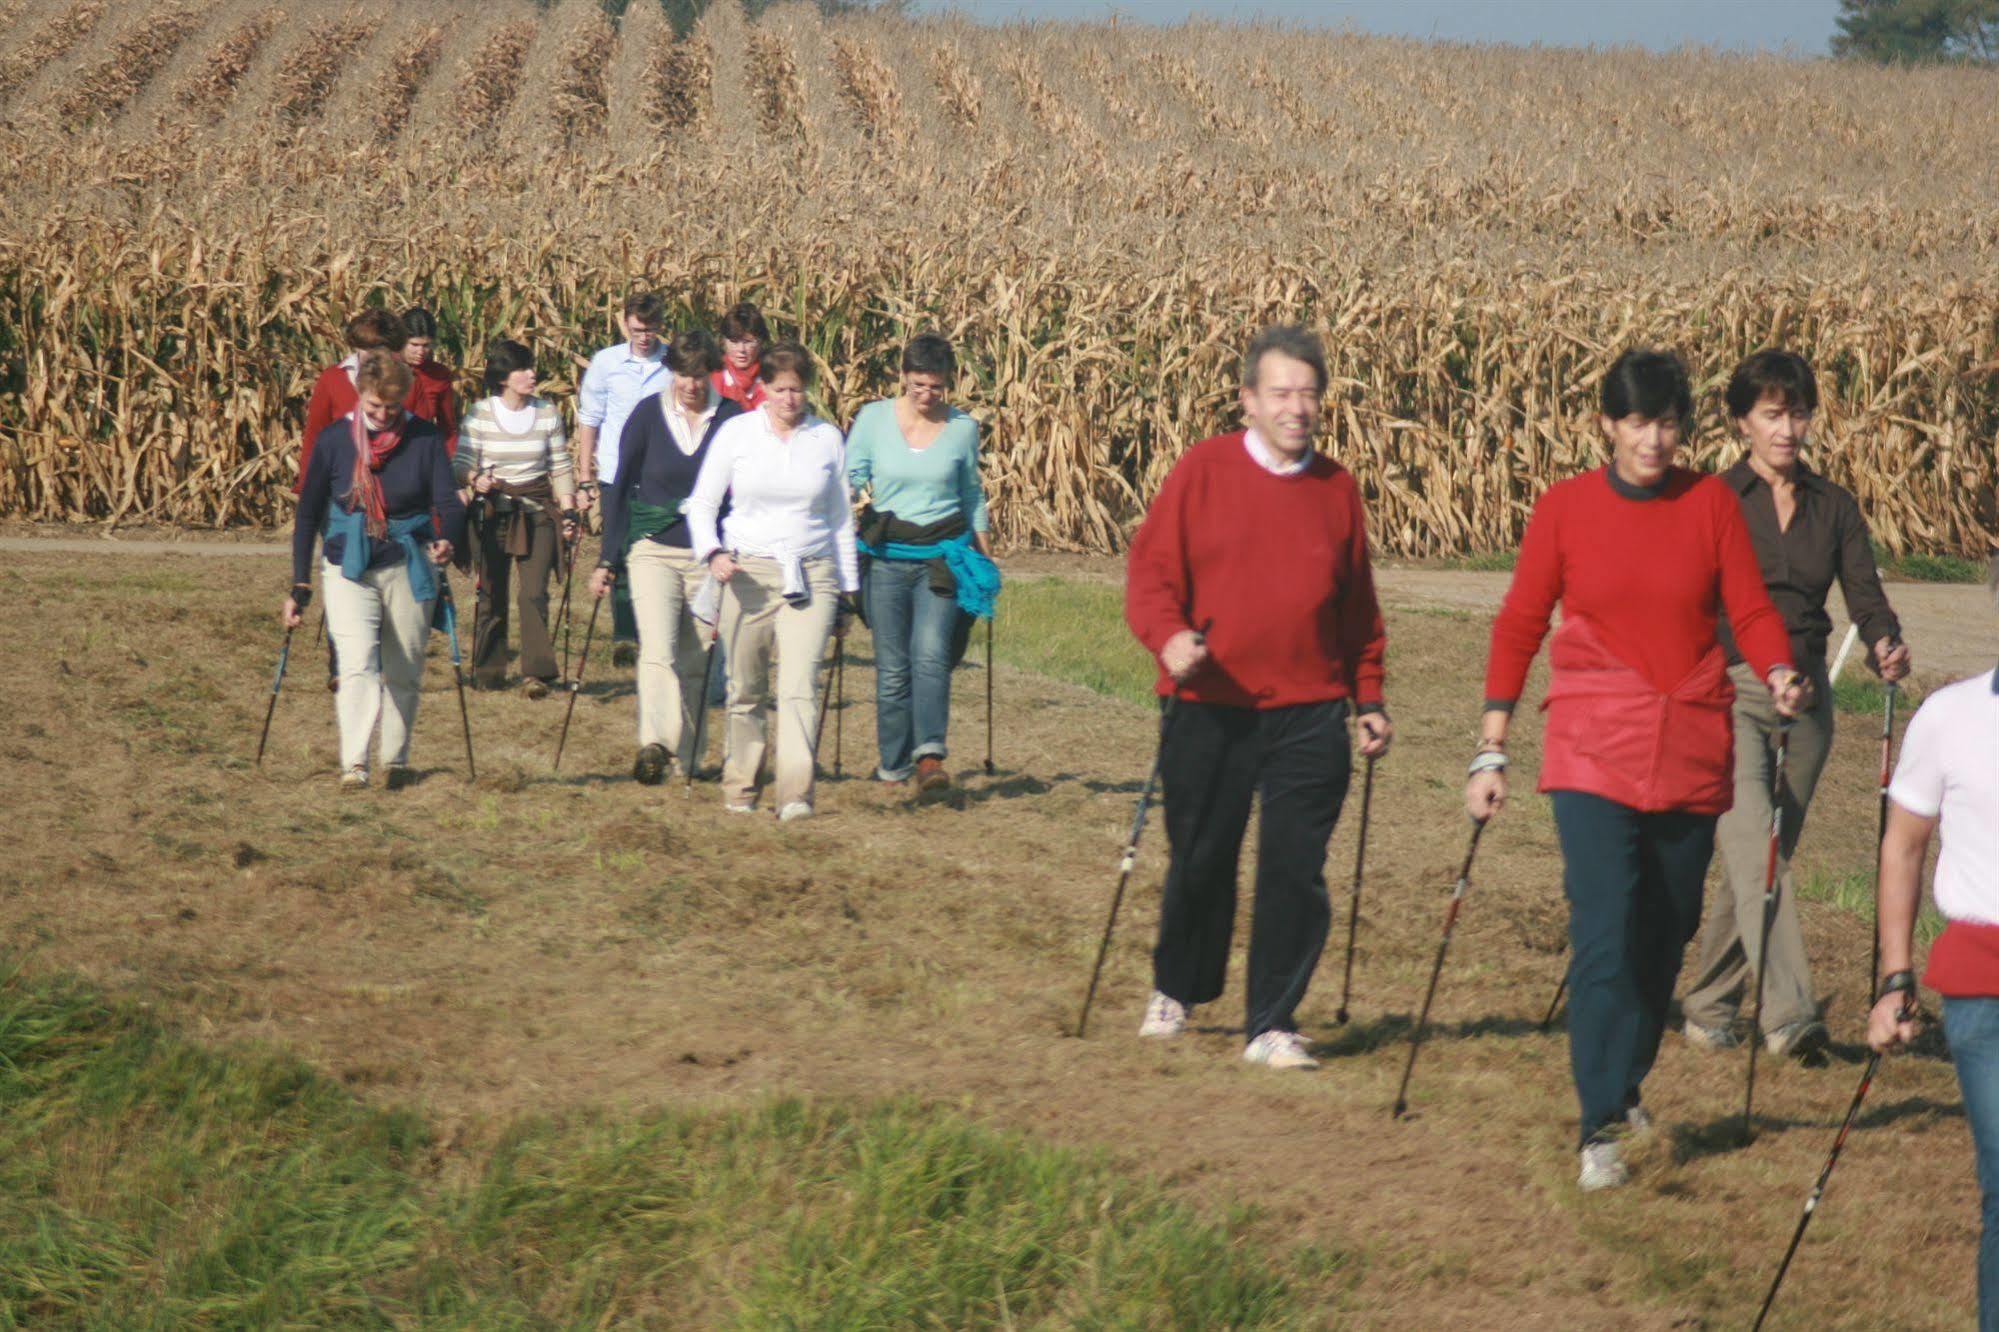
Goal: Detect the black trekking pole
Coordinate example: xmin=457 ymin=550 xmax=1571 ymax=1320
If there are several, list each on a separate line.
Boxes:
xmin=833 ymin=632 xmax=845 ymax=779
xmin=1392 ymin=817 xmax=1489 ymax=1119
xmin=255 ymin=620 xmax=298 ymax=767
xmin=1751 ymin=999 xmax=1912 ymax=1330
xmin=553 ymin=582 xmax=606 ymax=773
xmin=812 ymin=633 xmax=839 ymax=773
xmin=1334 ymin=753 xmax=1377 ymax=1024
xmin=437 ymin=575 xmax=477 ymax=783
xmin=686 ymin=627 xmax=721 ymax=798
xmin=552 ymin=521 xmax=580 ymax=683
xmin=1076 ymin=697 xmax=1179 ymax=1039
xmin=1743 ymin=726 xmax=1792 ymax=1140
xmin=1538 ymin=971 xmax=1568 ymax=1032
xmin=984 ymin=615 xmax=996 ymax=775
xmin=1870 ymin=680 xmax=1900 ymax=996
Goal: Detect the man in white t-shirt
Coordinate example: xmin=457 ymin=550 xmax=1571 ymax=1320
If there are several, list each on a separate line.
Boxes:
xmin=1872 ymin=665 xmax=1999 ymax=1329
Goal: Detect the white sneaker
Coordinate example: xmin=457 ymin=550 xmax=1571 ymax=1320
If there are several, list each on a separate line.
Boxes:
xmin=1138 ymin=991 xmax=1187 ymax=1038
xmin=1242 ymin=1030 xmax=1319 ymax=1070
xmin=1578 ymin=1140 xmax=1629 ymax=1192
xmin=1625 ymin=1104 xmax=1653 ymax=1135
xmin=777 ymin=801 xmax=814 ymax=823
xmin=724 ymin=801 xmax=757 ymax=815
xmin=339 ymin=766 xmax=368 ymax=790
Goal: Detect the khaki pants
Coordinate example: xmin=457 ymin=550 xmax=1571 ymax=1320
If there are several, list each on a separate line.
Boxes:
xmin=1682 ymin=662 xmax=1834 ymax=1033
xmin=627 ymin=541 xmax=713 ymax=771
xmin=718 ymin=553 xmax=837 ymax=810
xmin=322 ymin=557 xmax=432 ymax=775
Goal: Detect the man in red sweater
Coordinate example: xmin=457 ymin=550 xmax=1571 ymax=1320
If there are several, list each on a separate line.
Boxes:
xmin=1124 ymin=325 xmax=1392 ymax=1070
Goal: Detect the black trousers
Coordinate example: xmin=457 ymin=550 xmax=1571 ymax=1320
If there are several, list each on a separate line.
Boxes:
xmin=1153 ymin=698 xmax=1352 ymax=1040
xmin=1550 ymin=790 xmax=1715 ymax=1146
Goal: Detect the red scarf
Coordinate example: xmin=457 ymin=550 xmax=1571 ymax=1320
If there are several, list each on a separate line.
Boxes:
xmin=716 ymin=362 xmax=765 ymax=409
xmin=348 ymin=408 xmax=406 ymax=539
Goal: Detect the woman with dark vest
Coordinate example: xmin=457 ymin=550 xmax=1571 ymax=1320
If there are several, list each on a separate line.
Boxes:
xmin=283 ymin=350 xmax=465 ymax=789
xmin=1466 ymin=348 xmax=1809 ymax=1192
xmin=593 ymin=330 xmax=745 ymax=784
xmin=1680 ymin=350 xmax=1909 ymax=1060
xmin=846 ymin=333 xmax=998 ymax=796
xmin=456 ymin=340 xmax=577 ymax=697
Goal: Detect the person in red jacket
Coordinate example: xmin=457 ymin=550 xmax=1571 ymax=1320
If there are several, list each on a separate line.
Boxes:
xmin=301 ymin=308 xmax=409 ymax=493
xmin=1124 ymin=324 xmax=1392 ymax=1071
xmin=711 ymin=302 xmax=769 ymax=412
xmin=399 ymin=307 xmax=459 ymax=456
xmin=1465 ymin=348 xmax=1811 ymax=1192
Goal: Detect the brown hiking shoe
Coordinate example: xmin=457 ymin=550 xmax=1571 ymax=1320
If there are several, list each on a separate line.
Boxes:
xmin=915 ymin=756 xmax=950 ymax=795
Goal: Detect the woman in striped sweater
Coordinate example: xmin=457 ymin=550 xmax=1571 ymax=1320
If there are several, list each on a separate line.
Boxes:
xmin=453 ymin=340 xmax=577 ymax=698
xmin=1466 ymin=349 xmax=1811 ymax=1192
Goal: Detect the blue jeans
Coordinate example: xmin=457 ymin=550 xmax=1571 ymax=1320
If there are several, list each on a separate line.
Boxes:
xmin=1946 ymin=996 xmax=1999 ymax=1331
xmin=1550 ymin=791 xmax=1715 ymax=1146
xmin=867 ymin=558 xmax=958 ymax=779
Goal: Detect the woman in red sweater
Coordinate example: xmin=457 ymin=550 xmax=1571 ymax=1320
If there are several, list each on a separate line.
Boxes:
xmin=1466 ymin=349 xmax=1809 ymax=1192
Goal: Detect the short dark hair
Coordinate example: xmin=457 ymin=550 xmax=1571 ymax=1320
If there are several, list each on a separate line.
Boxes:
xmin=758 ymin=340 xmax=815 ymax=388
xmin=901 ymin=332 xmax=956 ymax=379
xmin=666 ymin=328 xmax=723 ymax=378
xmin=400 ymin=306 xmax=438 ymax=340
xmin=1600 ymin=348 xmax=1693 ymax=424
xmin=1724 ymin=349 xmax=1818 ymax=419
xmin=1242 ymin=324 xmax=1328 ymax=393
xmin=482 ymin=338 xmax=535 ymax=397
xmin=623 ymin=291 xmax=667 ymax=327
xmin=718 ymin=301 xmax=770 ymax=344
xmin=345 ymin=307 xmax=408 ymax=353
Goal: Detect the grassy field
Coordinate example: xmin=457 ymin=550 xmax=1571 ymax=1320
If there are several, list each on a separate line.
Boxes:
xmin=1 ymin=546 xmax=1988 ymax=1328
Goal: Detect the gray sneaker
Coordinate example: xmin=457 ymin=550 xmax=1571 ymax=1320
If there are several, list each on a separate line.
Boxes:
xmin=1578 ymin=1140 xmax=1629 ymax=1192
xmin=1682 ymin=1018 xmax=1740 ymax=1051
xmin=1765 ymin=1019 xmax=1830 ymax=1059
xmin=1625 ymin=1103 xmax=1653 ymax=1135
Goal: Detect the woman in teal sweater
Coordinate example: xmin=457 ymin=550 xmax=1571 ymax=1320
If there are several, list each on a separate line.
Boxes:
xmin=846 ymin=334 xmax=996 ymax=796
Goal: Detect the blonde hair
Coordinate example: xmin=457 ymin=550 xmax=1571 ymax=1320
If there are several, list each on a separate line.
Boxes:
xmin=354 ymin=348 xmax=413 ymax=401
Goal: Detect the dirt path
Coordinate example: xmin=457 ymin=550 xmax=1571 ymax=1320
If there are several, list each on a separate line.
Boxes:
xmin=0 ymin=543 xmax=1986 ymax=1327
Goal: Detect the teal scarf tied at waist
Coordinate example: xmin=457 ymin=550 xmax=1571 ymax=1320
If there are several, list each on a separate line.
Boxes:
xmin=858 ymin=531 xmax=1002 ymax=621
xmin=325 ymin=508 xmax=439 ymax=604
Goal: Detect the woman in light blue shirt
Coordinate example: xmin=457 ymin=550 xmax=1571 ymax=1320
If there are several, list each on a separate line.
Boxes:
xmin=846 ymin=334 xmax=997 ymax=796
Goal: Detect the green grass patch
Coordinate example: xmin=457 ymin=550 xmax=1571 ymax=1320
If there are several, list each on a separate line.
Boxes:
xmin=1829 ymin=674 xmax=1923 ymax=717
xmin=1797 ymin=870 xmax=1945 ymax=953
xmin=0 ymin=962 xmax=1332 ymax=1329
xmin=1874 ymin=546 xmax=1988 ymax=584
xmin=1454 ymin=550 xmax=1517 ymax=573
xmin=993 ymin=577 xmax=1156 ymax=706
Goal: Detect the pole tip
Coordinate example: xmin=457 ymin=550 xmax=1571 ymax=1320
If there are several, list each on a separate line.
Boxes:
xmin=1391 ymin=1100 xmax=1408 ymax=1119
xmin=1335 ymin=1008 xmax=1349 ymax=1024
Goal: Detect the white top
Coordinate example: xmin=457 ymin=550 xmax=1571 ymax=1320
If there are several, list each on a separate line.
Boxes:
xmin=662 ymin=386 xmax=721 ymax=456
xmin=1887 ymin=668 xmax=1999 ymax=925
xmin=577 ymin=341 xmax=672 ymax=484
xmin=1244 ymin=428 xmax=1310 ymax=477
xmin=685 ymin=406 xmax=860 ymax=593
xmin=493 ymin=401 xmax=538 ymax=435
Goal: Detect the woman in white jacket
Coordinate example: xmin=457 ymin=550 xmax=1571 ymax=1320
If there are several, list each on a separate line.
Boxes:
xmin=684 ymin=342 xmax=859 ymax=821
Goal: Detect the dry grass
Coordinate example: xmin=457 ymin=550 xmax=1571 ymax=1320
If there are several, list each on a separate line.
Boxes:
xmin=271 ymin=11 xmax=376 ymax=126
xmin=0 ymin=4 xmax=1996 ymax=556
xmin=0 ymin=0 xmax=104 ymax=101
xmin=369 ymin=22 xmax=445 ymax=141
xmin=55 ymin=0 xmax=209 ymax=123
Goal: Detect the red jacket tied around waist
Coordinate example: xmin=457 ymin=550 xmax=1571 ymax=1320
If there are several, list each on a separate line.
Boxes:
xmin=1124 ymin=431 xmax=1386 ymax=711
xmin=1484 ymin=467 xmax=1792 ymax=814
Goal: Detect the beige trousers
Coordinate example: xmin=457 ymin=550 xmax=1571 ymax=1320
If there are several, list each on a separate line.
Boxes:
xmin=1682 ymin=662 xmax=1835 ymax=1033
xmin=626 ymin=541 xmax=713 ymax=770
xmin=718 ymin=554 xmax=838 ymax=809
xmin=321 ymin=557 xmax=432 ymax=774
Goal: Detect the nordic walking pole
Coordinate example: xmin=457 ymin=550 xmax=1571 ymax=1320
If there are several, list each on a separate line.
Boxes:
xmin=1392 ymin=817 xmax=1489 ymax=1119
xmin=984 ymin=615 xmax=996 ymax=775
xmin=1334 ymin=752 xmax=1377 ymax=1024
xmin=1743 ymin=726 xmax=1792 ymax=1140
xmin=1538 ymin=971 xmax=1568 ymax=1032
xmin=255 ymin=624 xmax=297 ymax=767
xmin=833 ymin=632 xmax=845 ymax=779
xmin=1751 ymin=997 xmax=1913 ymax=1330
xmin=812 ymin=632 xmax=839 ymax=772
xmin=1076 ymin=697 xmax=1179 ymax=1039
xmin=438 ymin=575 xmax=476 ymax=783
xmin=552 ymin=520 xmax=580 ymax=683
xmin=553 ymin=582 xmax=606 ymax=773
xmin=1870 ymin=679 xmax=1900 ymax=996
xmin=686 ymin=627 xmax=721 ymax=798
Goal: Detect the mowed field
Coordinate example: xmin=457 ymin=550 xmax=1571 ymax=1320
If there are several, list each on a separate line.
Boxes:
xmin=4 ymin=543 xmax=1997 ymax=1327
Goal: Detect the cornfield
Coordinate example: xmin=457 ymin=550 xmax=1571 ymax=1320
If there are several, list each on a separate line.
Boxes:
xmin=1 ymin=0 xmax=1996 ymax=554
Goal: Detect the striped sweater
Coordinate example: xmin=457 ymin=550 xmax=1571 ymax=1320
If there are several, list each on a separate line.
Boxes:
xmin=453 ymin=396 xmax=575 ymax=501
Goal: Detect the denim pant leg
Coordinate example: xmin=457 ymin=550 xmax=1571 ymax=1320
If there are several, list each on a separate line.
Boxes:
xmin=1945 ymin=997 xmax=1999 ymax=1332
xmin=907 ymin=576 xmax=959 ymax=763
xmin=868 ymin=560 xmax=921 ymax=779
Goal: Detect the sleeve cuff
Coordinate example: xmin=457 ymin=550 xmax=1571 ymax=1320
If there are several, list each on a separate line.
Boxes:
xmin=1482 ymin=698 xmax=1517 ymax=715
xmin=1356 ymin=701 xmax=1386 ymax=717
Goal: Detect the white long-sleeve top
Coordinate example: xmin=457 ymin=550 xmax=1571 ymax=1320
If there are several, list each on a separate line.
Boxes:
xmin=685 ymin=406 xmax=860 ymax=593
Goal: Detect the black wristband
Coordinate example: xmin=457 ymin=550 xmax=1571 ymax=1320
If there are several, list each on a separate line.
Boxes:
xmin=1878 ymin=969 xmax=1917 ymax=1002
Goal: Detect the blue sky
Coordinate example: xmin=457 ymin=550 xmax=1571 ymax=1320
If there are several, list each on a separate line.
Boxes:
xmin=915 ymin=0 xmax=1845 ymax=55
